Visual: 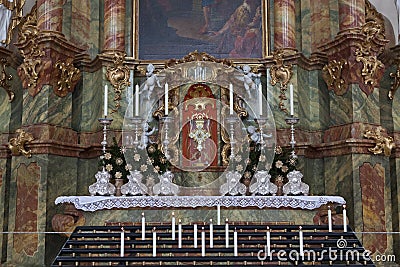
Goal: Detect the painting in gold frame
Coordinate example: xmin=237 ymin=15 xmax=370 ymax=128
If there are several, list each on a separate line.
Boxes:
xmin=133 ymin=0 xmax=269 ymax=60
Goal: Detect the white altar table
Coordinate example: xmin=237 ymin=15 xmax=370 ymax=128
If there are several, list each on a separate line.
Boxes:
xmin=55 ymin=195 xmax=346 ymax=212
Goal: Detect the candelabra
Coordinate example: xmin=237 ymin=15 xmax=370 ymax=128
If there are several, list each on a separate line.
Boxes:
xmin=160 ymin=116 xmax=172 ymax=160
xmin=130 ymin=116 xmax=144 ymax=150
xmin=88 ymin=117 xmax=116 ymax=196
xmin=283 ymin=115 xmax=309 ymax=196
xmin=226 ymin=114 xmax=238 ymax=160
xmin=284 ymin=115 xmax=300 ymax=164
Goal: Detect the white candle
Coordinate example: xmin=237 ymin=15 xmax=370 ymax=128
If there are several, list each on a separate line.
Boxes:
xmin=104 ymin=84 xmax=108 ymax=117
xmin=289 ymin=84 xmax=294 ymax=116
xmin=172 ymin=212 xmax=176 ymax=240
xmin=120 ymin=228 xmax=125 ymax=257
xmin=152 ymin=228 xmax=156 ymax=257
xmin=201 ymin=227 xmax=205 ymax=257
xmin=234 ymin=228 xmax=238 ymax=257
xmin=258 ymin=83 xmax=263 ymax=116
xmin=328 ymin=206 xmax=332 ymax=232
xmin=209 ymin=219 xmax=213 ymax=248
xmin=225 ymin=219 xmax=229 ymax=248
xmin=299 ymin=226 xmax=303 ymax=256
xmin=130 ymin=70 xmax=134 ymax=117
xmin=165 ymin=83 xmax=169 ymax=116
xmin=266 ymin=226 xmax=271 ymax=256
xmin=217 ymin=205 xmax=221 ymax=225
xmin=178 ymin=219 xmax=182 ymax=248
xmin=193 ymin=224 xmax=198 ymax=248
xmin=141 ymin=213 xmax=145 ymax=240
xmin=135 ymin=84 xmax=139 ymax=116
xmin=343 ymin=205 xmax=347 ymax=232
xmin=229 ymin=84 xmax=233 ymax=115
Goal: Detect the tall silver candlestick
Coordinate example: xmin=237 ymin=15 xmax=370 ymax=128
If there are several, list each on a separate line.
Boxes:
xmin=130 ymin=116 xmax=143 ymax=150
xmin=284 ymin=115 xmax=300 ymax=163
xmin=226 ymin=115 xmax=238 ymax=160
xmin=88 ymin=117 xmax=116 ymax=196
xmin=161 ymin=116 xmax=172 ymax=160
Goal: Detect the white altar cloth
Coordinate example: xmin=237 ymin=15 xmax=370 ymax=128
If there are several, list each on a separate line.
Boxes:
xmin=55 ymin=195 xmax=346 ymax=212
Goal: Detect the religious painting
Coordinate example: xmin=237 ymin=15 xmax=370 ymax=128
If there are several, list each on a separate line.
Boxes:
xmin=137 ymin=0 xmax=268 ymax=60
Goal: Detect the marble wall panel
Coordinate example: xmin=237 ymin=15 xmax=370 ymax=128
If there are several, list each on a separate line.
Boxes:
xmin=329 ymin=86 xmax=353 ymax=125
xmin=359 ymin=163 xmax=387 ymax=254
xmin=22 ymin=86 xmax=72 ymax=127
xmin=71 ymin=0 xmax=91 ymax=49
xmin=78 ymin=71 xmax=104 ymax=132
xmin=311 ymin=0 xmax=331 ymax=52
xmin=379 ymin=68 xmax=395 ymax=132
xmin=389 ymin=158 xmax=400 ymax=261
xmin=0 ymin=88 xmax=10 ymax=132
xmin=62 ymin=0 xmax=71 ymax=40
xmin=299 ymin=0 xmax=311 ymax=56
xmin=352 ymin=86 xmax=380 ymax=124
xmin=329 ymin=0 xmax=339 ymax=38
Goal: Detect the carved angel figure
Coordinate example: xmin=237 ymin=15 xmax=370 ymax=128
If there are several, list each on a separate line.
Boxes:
xmin=142 ymin=63 xmax=161 ymax=100
xmin=249 ymin=170 xmax=277 ymax=196
xmin=282 ymin=170 xmax=309 ymax=196
xmin=219 ymin=170 xmax=246 ymax=196
xmin=88 ymin=169 xmax=116 ymax=196
xmin=138 ymin=121 xmax=156 ymax=150
xmin=237 ymin=64 xmax=261 ymax=99
xmin=247 ymin=125 xmax=272 ymax=144
xmin=153 ymin=171 xmax=179 ymax=196
xmin=121 ymin=170 xmax=148 ymax=196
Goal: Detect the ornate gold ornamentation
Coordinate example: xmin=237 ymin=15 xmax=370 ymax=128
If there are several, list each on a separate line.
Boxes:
xmin=165 ymin=50 xmax=233 ymax=68
xmin=8 ymin=129 xmax=34 ymax=158
xmin=322 ymin=59 xmax=348 ymax=96
xmin=106 ymin=52 xmax=130 ymax=113
xmin=16 ymin=4 xmax=44 ymax=97
xmin=0 ymin=0 xmax=26 ymax=45
xmin=354 ymin=1 xmax=387 ymax=90
xmin=0 ymin=58 xmax=14 ymax=101
xmin=389 ymin=59 xmax=400 ymax=100
xmin=364 ymin=126 xmax=395 ymax=157
xmin=270 ymin=49 xmax=293 ymax=114
xmin=55 ymin=59 xmax=81 ymax=97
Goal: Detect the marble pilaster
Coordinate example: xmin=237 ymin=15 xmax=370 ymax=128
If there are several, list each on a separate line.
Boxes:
xmin=70 ymin=0 xmax=91 ymax=49
xmin=338 ymin=0 xmax=365 ymax=32
xmin=103 ymin=0 xmax=126 ymax=52
xmin=37 ymin=0 xmax=64 ymax=33
xmin=273 ymin=0 xmax=296 ymax=51
xmin=311 ymin=0 xmax=331 ymax=52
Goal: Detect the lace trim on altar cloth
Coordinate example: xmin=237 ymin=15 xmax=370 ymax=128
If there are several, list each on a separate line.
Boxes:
xmin=55 ymin=196 xmax=346 ymax=212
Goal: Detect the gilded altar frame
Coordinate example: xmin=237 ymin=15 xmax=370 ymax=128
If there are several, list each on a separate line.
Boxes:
xmin=132 ymin=0 xmax=270 ymax=60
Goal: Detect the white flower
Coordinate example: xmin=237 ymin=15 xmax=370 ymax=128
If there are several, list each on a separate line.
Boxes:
xmin=259 ymin=154 xmax=266 ymax=162
xmin=115 ymin=172 xmax=122 ymax=179
xmin=236 ymin=165 xmax=243 ymax=172
xmin=105 ymin=164 xmax=113 ymax=172
xmin=134 ymin=154 xmax=141 ymax=162
xmin=125 ymin=164 xmax=132 ymax=171
xmin=140 ymin=164 xmax=148 ymax=172
xmin=104 ymin=152 xmax=112 ymax=160
xmin=275 ymin=160 xmax=283 ymax=168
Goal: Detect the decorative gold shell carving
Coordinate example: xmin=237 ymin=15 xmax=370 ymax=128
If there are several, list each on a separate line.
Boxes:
xmin=364 ymin=126 xmax=395 ymax=157
xmin=0 ymin=0 xmax=26 ymax=45
xmin=106 ymin=52 xmax=130 ymax=113
xmin=8 ymin=129 xmax=34 ymax=158
xmin=322 ymin=59 xmax=348 ymax=95
xmin=55 ymin=59 xmax=81 ymax=97
xmin=165 ymin=50 xmax=233 ymax=68
xmin=0 ymin=58 xmax=14 ymax=101
xmin=270 ymin=49 xmax=293 ymax=114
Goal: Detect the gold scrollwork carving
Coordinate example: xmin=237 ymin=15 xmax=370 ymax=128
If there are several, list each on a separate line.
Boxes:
xmin=55 ymin=59 xmax=81 ymax=97
xmin=0 ymin=0 xmax=26 ymax=45
xmin=165 ymin=50 xmax=233 ymax=68
xmin=0 ymin=58 xmax=14 ymax=101
xmin=364 ymin=126 xmax=395 ymax=157
xmin=354 ymin=1 xmax=387 ymax=89
xmin=322 ymin=59 xmax=348 ymax=96
xmin=8 ymin=129 xmax=34 ymax=158
xmin=389 ymin=59 xmax=400 ymax=100
xmin=16 ymin=4 xmax=44 ymax=97
xmin=270 ymin=49 xmax=293 ymax=114
xmin=105 ymin=52 xmax=130 ymax=113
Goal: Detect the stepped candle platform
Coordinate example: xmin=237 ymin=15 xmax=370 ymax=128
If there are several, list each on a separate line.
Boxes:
xmin=52 ymin=222 xmax=374 ymax=266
